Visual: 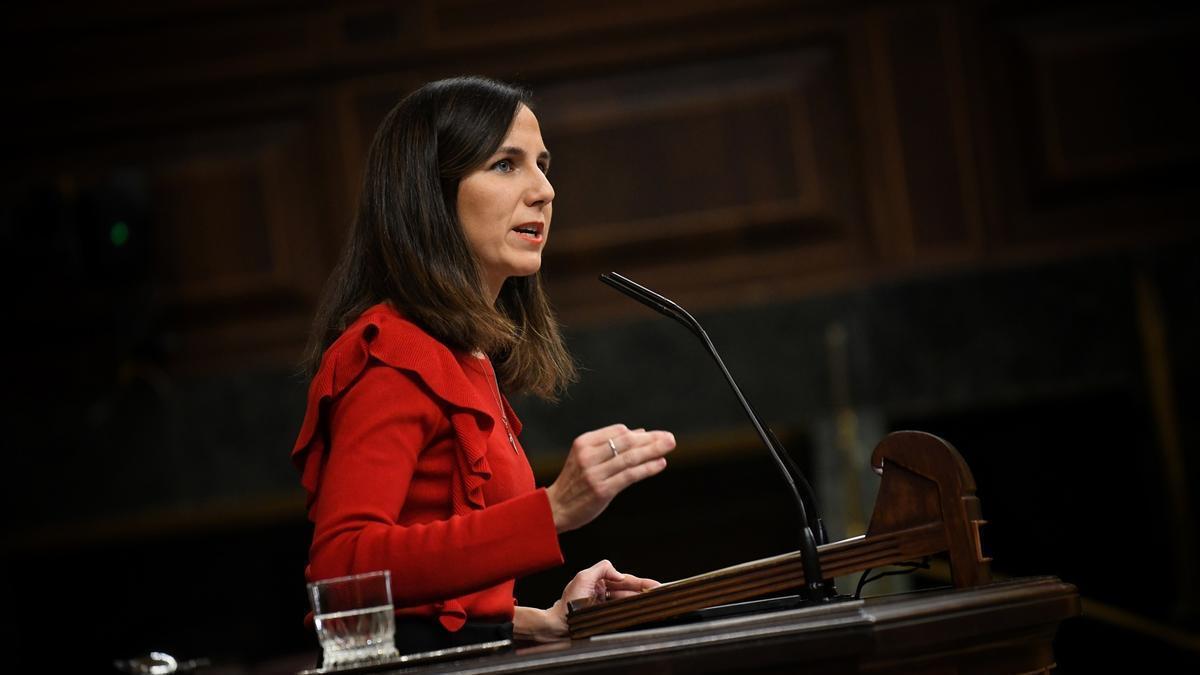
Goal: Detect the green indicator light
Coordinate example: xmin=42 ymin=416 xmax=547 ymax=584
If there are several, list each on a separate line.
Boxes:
xmin=110 ymin=221 xmax=130 ymax=247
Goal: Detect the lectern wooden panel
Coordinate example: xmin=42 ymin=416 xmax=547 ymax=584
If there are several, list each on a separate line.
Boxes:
xmin=568 ymin=431 xmax=993 ymax=637
xmin=389 ymin=577 xmax=1078 ymax=674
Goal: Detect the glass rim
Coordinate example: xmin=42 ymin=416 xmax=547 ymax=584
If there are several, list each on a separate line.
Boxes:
xmin=306 ymin=569 xmax=391 ymax=590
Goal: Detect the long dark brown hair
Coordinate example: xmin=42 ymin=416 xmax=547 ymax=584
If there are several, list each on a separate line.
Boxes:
xmin=303 ymin=76 xmax=576 ymax=400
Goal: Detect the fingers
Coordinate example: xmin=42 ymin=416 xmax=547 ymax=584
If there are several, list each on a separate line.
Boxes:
xmin=595 ymin=428 xmax=651 ymax=457
xmin=574 ymin=423 xmax=631 ymax=450
xmin=597 ymin=435 xmax=675 ymax=494
xmin=571 ymin=562 xmax=660 ymax=602
xmin=606 ymin=574 xmax=659 ymax=593
xmin=594 ymin=559 xmax=627 ymax=582
xmin=576 ymin=559 xmax=622 ymax=586
xmin=561 ymin=559 xmax=623 ymax=604
xmin=609 ymin=456 xmax=669 ymax=496
xmin=597 ymin=430 xmax=676 ymax=479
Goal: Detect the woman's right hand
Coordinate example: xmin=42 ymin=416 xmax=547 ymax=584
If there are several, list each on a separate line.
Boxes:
xmin=545 ymin=424 xmax=676 ymax=533
xmin=514 ymin=559 xmax=660 ymax=642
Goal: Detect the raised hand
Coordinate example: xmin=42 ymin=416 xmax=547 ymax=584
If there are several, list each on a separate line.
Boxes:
xmin=545 ymin=424 xmax=676 ymax=533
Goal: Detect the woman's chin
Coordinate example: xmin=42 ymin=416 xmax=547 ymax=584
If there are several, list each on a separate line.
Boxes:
xmin=507 ymin=259 xmax=543 ymax=280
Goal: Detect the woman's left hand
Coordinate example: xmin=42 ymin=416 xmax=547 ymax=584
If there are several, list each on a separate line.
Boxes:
xmin=513 ymin=559 xmax=659 ymax=642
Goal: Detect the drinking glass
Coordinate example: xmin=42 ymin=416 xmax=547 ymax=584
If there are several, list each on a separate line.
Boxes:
xmin=308 ymin=570 xmax=399 ymax=667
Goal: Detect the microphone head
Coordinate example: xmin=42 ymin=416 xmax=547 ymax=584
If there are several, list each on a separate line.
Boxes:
xmin=600 ymin=272 xmax=698 ymax=331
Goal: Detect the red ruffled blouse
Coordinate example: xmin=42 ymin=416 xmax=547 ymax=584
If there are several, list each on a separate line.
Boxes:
xmin=291 ymin=303 xmax=564 ymax=631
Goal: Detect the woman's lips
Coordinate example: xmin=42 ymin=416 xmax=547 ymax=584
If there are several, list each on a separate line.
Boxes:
xmin=512 ymin=222 xmax=545 ymax=241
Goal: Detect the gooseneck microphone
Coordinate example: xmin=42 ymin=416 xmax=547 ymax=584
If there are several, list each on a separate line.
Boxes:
xmin=599 ymin=272 xmax=834 ymax=603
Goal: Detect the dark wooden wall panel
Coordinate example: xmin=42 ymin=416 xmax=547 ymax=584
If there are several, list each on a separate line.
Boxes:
xmin=538 ymin=53 xmax=839 ymax=236
xmin=17 ymin=4 xmax=331 ymax=98
xmin=5 ymin=0 xmax=1197 ymax=366
xmin=886 ymin=6 xmax=979 ymax=252
xmin=970 ymin=4 xmax=1200 ymax=248
xmin=430 ymin=0 xmax=783 ymax=43
xmin=534 ymin=46 xmax=868 ymax=315
xmin=1031 ymin=22 xmax=1199 ymax=183
xmin=149 ymin=116 xmax=332 ymax=369
xmin=152 ymin=154 xmax=273 ymax=288
xmin=25 ymin=111 xmax=339 ymax=371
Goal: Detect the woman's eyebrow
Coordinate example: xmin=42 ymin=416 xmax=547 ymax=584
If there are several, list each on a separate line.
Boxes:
xmin=494 ymin=146 xmax=552 ymax=163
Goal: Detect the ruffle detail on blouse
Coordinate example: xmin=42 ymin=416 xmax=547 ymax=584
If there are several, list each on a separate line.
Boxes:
xmin=291 ymin=304 xmax=518 ymax=515
xmin=433 ymin=599 xmax=468 ymax=632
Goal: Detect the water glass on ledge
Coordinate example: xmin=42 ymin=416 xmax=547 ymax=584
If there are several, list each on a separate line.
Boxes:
xmin=308 ymin=570 xmax=399 ymax=667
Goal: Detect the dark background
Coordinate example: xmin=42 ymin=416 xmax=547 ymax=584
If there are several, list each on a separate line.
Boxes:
xmin=1 ymin=1 xmax=1197 ymax=672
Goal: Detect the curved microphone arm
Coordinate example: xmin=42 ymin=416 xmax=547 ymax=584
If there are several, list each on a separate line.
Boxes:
xmin=599 ymin=272 xmax=832 ymax=601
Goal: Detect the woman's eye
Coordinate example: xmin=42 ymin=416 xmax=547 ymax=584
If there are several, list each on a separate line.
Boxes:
xmin=492 ymin=159 xmax=514 ymax=173
xmin=538 ymin=163 xmax=550 ymax=175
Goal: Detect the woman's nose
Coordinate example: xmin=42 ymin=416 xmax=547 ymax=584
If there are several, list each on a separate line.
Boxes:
xmin=526 ymin=170 xmax=555 ymax=206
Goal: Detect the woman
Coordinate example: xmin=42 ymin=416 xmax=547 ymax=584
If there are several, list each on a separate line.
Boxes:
xmin=290 ymin=76 xmax=676 ymax=650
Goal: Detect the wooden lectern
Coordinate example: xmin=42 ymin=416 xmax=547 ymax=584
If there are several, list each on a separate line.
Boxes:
xmin=388 ymin=431 xmax=1079 ymax=674
xmin=392 ymin=577 xmax=1079 ymax=674
xmin=568 ymin=430 xmax=997 ymax=636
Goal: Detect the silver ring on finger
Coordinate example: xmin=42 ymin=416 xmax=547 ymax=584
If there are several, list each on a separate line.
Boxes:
xmin=607 ymin=437 xmax=620 ymax=458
